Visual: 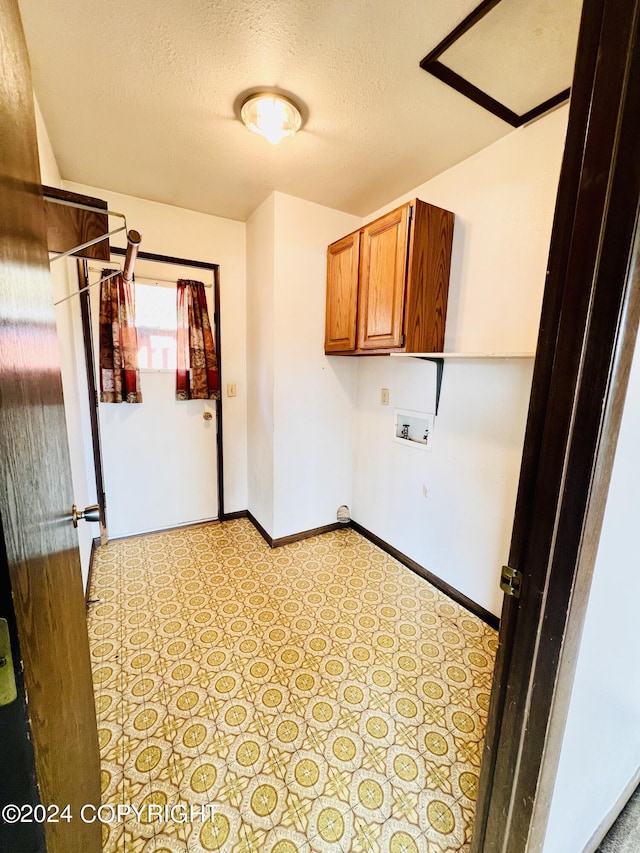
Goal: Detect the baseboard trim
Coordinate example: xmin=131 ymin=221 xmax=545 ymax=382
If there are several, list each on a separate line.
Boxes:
xmin=246 ymin=513 xmax=344 ymax=549
xmin=272 ymin=523 xmax=343 ymax=548
xmin=350 ymin=520 xmax=500 ymax=630
xmin=247 ymin=512 xmax=273 ymax=546
xmin=583 ymin=765 xmax=640 ymax=852
xmin=220 ymin=510 xmax=249 ymax=521
xmin=109 ymin=518 xmax=219 ymax=542
xmin=85 ymin=537 xmax=100 ymax=605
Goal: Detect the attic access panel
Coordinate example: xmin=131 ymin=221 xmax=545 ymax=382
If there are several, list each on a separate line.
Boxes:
xmin=420 ymin=0 xmax=583 ymax=127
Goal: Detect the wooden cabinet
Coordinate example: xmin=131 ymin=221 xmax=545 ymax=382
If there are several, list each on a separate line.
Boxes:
xmin=324 ymin=199 xmax=454 ymax=354
xmin=358 ymin=204 xmax=410 ymax=350
xmin=324 ymin=232 xmax=360 ymax=353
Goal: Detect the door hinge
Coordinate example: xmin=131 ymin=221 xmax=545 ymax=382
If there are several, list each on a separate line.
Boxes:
xmin=0 ymin=618 xmax=17 ymax=707
xmin=400 ymin=333 xmax=405 ymax=347
xmin=500 ymin=565 xmax=522 ymax=598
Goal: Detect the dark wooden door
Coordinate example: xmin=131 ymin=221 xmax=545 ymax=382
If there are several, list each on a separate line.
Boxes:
xmin=472 ymin=0 xmax=640 ymax=849
xmin=357 ymin=204 xmax=409 ymax=350
xmin=325 ymin=231 xmax=360 ymax=353
xmin=0 ymin=2 xmax=102 ymax=851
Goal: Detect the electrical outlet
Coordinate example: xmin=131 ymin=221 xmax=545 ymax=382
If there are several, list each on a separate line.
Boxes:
xmin=227 ymin=383 xmax=237 ymax=398
xmin=381 ymin=388 xmax=389 ymax=405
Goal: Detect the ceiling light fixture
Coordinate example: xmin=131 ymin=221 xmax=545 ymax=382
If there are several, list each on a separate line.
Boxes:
xmin=240 ymin=93 xmax=302 ymax=145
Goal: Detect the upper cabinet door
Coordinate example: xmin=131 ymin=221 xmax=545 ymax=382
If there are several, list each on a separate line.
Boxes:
xmin=357 ymin=204 xmax=410 ymax=350
xmin=325 ymin=231 xmax=360 ymax=353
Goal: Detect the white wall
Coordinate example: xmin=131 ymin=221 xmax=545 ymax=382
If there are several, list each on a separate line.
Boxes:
xmin=351 ymin=106 xmax=569 ymax=615
xmin=353 ymin=358 xmax=533 ymax=613
xmin=272 ymin=193 xmax=360 ymax=538
xmin=367 ymin=106 xmax=569 ymax=353
xmin=64 ymin=181 xmax=248 ymax=517
xmin=543 ymin=336 xmax=640 ymax=852
xmin=35 ymin=99 xmax=96 ymax=587
xmin=246 ymin=192 xmax=360 ymax=538
xmin=246 ymin=195 xmax=276 ymax=532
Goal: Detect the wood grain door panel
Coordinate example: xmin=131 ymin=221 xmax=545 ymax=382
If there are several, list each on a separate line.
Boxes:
xmin=325 ymin=232 xmax=360 ymax=352
xmin=0 ymin=3 xmax=101 ymax=850
xmin=358 ymin=205 xmax=409 ymax=350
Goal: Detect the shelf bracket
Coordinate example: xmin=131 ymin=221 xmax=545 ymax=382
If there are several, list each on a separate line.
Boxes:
xmin=416 ymin=356 xmax=444 ymax=415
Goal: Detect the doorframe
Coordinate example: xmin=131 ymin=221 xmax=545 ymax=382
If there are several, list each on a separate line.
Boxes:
xmin=471 ymin=0 xmax=640 ymax=849
xmin=78 ymin=246 xmax=226 ymax=534
xmin=77 ymin=259 xmax=108 ymax=543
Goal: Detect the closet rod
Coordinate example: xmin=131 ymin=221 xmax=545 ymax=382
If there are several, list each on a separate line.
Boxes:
xmin=122 ymin=230 xmax=141 ymax=285
xmin=88 ymin=266 xmax=213 ymax=287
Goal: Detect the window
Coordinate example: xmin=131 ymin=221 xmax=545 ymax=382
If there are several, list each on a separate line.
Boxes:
xmin=135 ymin=283 xmax=177 ymax=370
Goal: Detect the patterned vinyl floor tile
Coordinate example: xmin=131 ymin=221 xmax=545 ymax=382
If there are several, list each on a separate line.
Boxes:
xmin=87 ymin=520 xmax=497 ymax=853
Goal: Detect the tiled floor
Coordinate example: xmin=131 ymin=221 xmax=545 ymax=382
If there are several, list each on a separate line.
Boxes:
xmin=87 ymin=519 xmax=497 ymax=853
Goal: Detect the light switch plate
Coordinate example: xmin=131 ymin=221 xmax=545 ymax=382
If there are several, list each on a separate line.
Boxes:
xmin=381 ymin=388 xmax=389 ymax=405
xmin=227 ymin=383 xmax=237 ymax=398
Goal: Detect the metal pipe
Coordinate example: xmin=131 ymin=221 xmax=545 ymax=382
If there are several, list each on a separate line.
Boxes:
xmin=122 ymin=230 xmax=141 ymax=285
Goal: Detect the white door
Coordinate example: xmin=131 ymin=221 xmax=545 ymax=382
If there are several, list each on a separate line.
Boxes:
xmin=91 ymin=258 xmax=218 ymax=538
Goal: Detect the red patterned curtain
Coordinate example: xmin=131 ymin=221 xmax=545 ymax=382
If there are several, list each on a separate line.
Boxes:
xmin=176 ymin=280 xmax=220 ymax=400
xmin=99 ymin=270 xmax=142 ymax=403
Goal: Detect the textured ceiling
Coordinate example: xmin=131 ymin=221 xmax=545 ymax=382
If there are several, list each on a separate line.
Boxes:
xmin=19 ymin=0 xmax=579 ymax=222
xmin=441 ymin=0 xmax=582 ymax=115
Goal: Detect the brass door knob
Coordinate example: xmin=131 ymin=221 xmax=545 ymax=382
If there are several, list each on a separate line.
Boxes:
xmin=203 ymin=411 xmax=213 ymax=421
xmin=71 ymin=504 xmax=100 ymax=527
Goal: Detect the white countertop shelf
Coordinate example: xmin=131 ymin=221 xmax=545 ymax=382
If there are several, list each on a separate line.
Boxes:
xmin=391 ymin=351 xmax=535 ymax=415
xmin=390 ymin=352 xmax=535 ymax=359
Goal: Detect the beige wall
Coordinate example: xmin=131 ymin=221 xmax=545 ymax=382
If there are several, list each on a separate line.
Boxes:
xmin=246 ymin=192 xmax=360 ymax=538
xmin=271 ymin=193 xmax=360 ymax=539
xmin=246 ymin=194 xmax=276 ymax=532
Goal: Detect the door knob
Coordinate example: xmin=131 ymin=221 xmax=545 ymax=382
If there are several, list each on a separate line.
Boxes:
xmin=71 ymin=504 xmax=100 ymax=527
xmin=203 ymin=411 xmax=213 ymax=421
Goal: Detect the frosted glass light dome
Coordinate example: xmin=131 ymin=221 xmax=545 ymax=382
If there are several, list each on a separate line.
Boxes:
xmin=240 ymin=93 xmax=302 ymax=145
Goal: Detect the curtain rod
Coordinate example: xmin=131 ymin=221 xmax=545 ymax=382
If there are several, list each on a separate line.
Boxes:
xmin=87 ymin=266 xmax=213 ymax=287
